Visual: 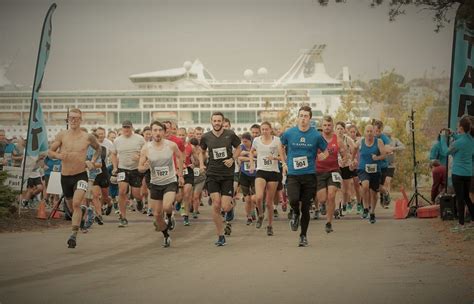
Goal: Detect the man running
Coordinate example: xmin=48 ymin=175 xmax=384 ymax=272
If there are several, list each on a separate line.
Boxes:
xmin=354 ymin=124 xmax=386 ymax=223
xmin=279 ymin=106 xmax=328 ymax=247
xmin=48 ymin=108 xmax=101 ymax=248
xmin=138 ymin=121 xmax=184 ymax=247
xmin=316 ymin=116 xmax=348 ymax=233
xmin=111 ymin=120 xmax=146 ymax=227
xmin=200 ymin=112 xmax=241 ymax=246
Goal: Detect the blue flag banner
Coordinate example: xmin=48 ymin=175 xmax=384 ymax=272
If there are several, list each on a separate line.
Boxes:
xmin=22 ymin=3 xmax=57 ymax=181
xmin=449 ymin=8 xmax=474 ymax=130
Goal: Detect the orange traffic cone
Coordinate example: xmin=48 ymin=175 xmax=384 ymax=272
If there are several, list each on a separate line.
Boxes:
xmin=36 ymin=200 xmax=47 ymax=220
xmin=393 ymin=187 xmax=409 ymax=219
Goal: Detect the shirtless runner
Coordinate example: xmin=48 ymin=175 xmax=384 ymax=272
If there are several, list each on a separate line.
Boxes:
xmin=48 ymin=108 xmax=101 ymax=248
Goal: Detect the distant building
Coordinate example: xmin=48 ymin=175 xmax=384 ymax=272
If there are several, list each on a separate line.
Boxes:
xmin=0 ymin=44 xmax=369 ymax=139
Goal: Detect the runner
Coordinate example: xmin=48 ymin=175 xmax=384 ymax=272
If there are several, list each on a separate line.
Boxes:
xmin=93 ymin=127 xmax=113 ymax=216
xmin=372 ymin=120 xmax=392 ymax=207
xmin=47 ymin=108 xmax=101 ymax=248
xmin=347 ymin=124 xmax=363 ymax=214
xmin=354 ymin=124 xmax=386 ymax=224
xmin=111 ymin=120 xmax=146 ymax=227
xmin=249 ymin=122 xmax=281 ymax=236
xmin=199 ymin=112 xmax=241 ymax=246
xmin=279 ymin=106 xmax=328 ymax=247
xmin=140 ymin=126 xmax=152 ymax=215
xmin=138 ymin=121 xmax=184 ymax=247
xmin=336 ymin=121 xmax=356 ymax=215
xmin=236 ymin=132 xmax=257 ymax=227
xmin=381 ymin=125 xmax=405 ymax=208
xmin=315 ymin=116 xmax=348 ymax=233
xmin=177 ymin=127 xmax=195 ymax=226
xmin=191 ymin=126 xmax=206 ymax=218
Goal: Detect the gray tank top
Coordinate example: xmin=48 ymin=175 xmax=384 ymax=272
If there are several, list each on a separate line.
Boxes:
xmin=147 ymin=140 xmax=177 ymax=186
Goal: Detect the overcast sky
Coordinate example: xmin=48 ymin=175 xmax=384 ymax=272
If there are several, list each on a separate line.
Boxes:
xmin=0 ymin=0 xmax=456 ymax=90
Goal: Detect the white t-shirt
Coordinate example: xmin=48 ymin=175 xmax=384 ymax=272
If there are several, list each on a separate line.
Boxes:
xmin=112 ymin=134 xmax=145 ymax=170
xmin=100 ymin=138 xmax=114 ymax=167
xmin=252 ymin=136 xmax=281 ymax=173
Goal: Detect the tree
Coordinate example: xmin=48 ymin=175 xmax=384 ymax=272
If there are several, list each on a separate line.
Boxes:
xmin=317 ymin=0 xmax=474 ymax=32
xmin=0 ymin=171 xmax=19 ymax=218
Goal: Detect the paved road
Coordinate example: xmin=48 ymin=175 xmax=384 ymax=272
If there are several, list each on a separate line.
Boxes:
xmin=0 ymin=202 xmax=472 ymax=304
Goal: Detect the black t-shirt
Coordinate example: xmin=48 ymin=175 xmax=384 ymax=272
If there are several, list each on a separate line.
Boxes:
xmin=200 ymin=129 xmax=241 ymax=177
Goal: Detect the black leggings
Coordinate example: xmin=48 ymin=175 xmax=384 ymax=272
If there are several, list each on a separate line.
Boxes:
xmin=452 ymin=174 xmax=474 ymax=225
xmin=287 ymin=174 xmax=317 ymax=237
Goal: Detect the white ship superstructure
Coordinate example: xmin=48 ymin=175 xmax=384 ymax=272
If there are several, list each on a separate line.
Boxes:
xmin=0 ymin=44 xmax=368 ymax=139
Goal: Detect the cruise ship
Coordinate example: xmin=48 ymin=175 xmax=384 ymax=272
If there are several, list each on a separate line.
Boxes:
xmin=0 ymin=44 xmax=368 ymax=139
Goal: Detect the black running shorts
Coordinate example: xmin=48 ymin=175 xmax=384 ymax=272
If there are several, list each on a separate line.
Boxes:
xmin=61 ymin=171 xmax=89 ymax=199
xmin=149 ymin=182 xmax=178 ymax=201
xmin=255 ymin=170 xmax=280 ymax=182
xmin=206 ymin=175 xmax=234 ymax=197
xmin=93 ymin=172 xmax=110 ymax=188
xmin=117 ymin=168 xmax=143 ymax=188
xmin=286 ymin=174 xmax=317 ymax=205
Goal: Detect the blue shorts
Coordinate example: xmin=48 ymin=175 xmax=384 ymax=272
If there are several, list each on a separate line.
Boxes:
xmin=109 ymin=183 xmax=119 ymax=198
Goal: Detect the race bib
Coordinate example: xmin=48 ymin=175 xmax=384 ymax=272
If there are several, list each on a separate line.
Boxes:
xmin=183 ymin=167 xmax=189 ymax=175
xmin=212 ymin=147 xmax=227 ymax=160
xmin=331 ymin=172 xmax=342 ymax=183
xmin=193 ymin=168 xmax=200 ymax=177
xmin=76 ymin=180 xmax=88 ymax=191
xmin=117 ymin=172 xmax=126 ymax=182
xmin=293 ymin=156 xmax=308 ymax=170
xmin=154 ymin=166 xmax=170 ymax=179
xmin=243 ymin=161 xmax=255 ymax=171
xmin=263 ymin=158 xmax=273 ymax=168
xmin=365 ymin=164 xmax=377 ymax=173
xmin=52 ymin=164 xmax=60 ymax=172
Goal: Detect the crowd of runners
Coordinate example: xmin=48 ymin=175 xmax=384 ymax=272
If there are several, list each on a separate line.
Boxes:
xmin=2 ymin=105 xmax=472 ymax=248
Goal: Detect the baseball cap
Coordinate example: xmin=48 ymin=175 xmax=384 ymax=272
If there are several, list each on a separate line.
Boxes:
xmin=122 ymin=120 xmax=133 ymax=127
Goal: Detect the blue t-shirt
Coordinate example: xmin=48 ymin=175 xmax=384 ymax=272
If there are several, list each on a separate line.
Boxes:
xmin=86 ymin=146 xmax=102 ymax=180
xmin=358 ymin=138 xmax=381 ymax=173
xmin=376 ymin=133 xmax=390 ymax=169
xmin=449 ymin=133 xmax=474 ymax=176
xmin=280 ymin=126 xmax=327 ymax=175
xmin=429 ymin=136 xmax=449 ymax=166
xmin=44 ymin=156 xmax=62 ymax=177
xmin=3 ymin=143 xmax=17 ymax=166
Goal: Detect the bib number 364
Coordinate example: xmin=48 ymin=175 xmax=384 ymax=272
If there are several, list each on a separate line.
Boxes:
xmin=293 ymin=156 xmax=308 ymax=170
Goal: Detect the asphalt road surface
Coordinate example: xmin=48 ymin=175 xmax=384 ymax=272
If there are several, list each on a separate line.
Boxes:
xmin=0 ymin=201 xmax=472 ymax=304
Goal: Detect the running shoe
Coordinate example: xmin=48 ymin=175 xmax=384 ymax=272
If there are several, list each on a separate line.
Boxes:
xmin=215 ymin=235 xmax=226 ymax=246
xmin=356 ymin=203 xmax=362 ymax=214
xmin=224 ymin=223 xmax=232 ymax=236
xmin=362 ymin=208 xmax=369 ymax=219
xmin=147 ymin=208 xmax=153 ymax=217
xmin=95 ymin=215 xmax=104 ymax=226
xmin=289 ymin=212 xmax=299 ymax=232
xmin=113 ymin=201 xmax=118 ymax=210
xmin=251 ymin=210 xmax=257 ymax=221
xmin=168 ymin=215 xmax=176 ymax=231
xmin=225 ymin=208 xmax=235 ymax=222
xmin=266 ymin=226 xmax=273 ymax=236
xmin=369 ymin=213 xmax=376 ymax=224
xmin=320 ymin=204 xmax=327 ymax=216
xmin=313 ymin=210 xmax=320 ymax=220
xmin=346 ymin=202 xmax=352 ymax=213
xmin=325 ymin=222 xmax=333 ymax=233
xmin=256 ymin=216 xmax=264 ymax=229
xmin=298 ymin=235 xmax=308 ymax=247
xmin=162 ymin=236 xmax=171 ymax=248
xmin=450 ymin=224 xmax=466 ymax=233
xmin=105 ymin=204 xmax=113 ymax=216
xmin=175 ymin=202 xmax=181 ymax=212
xmin=282 ymin=201 xmax=288 ymax=212
xmin=184 ymin=216 xmax=190 ymax=226
xmin=193 ymin=212 xmax=198 ymax=219
xmin=67 ymin=235 xmax=77 ymax=248
xmin=246 ymin=217 xmax=252 ymax=225
xmin=118 ymin=217 xmax=128 ymax=228
xmin=137 ymin=200 xmax=144 ymax=212
xmin=334 ymin=209 xmax=340 ymax=219
xmin=273 ymin=209 xmax=279 ymax=218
